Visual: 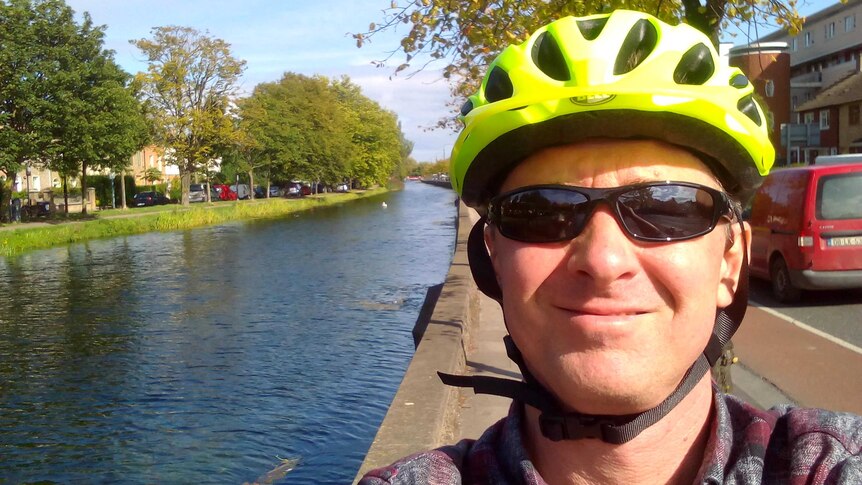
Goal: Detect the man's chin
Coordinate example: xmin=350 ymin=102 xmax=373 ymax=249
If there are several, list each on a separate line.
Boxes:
xmin=546 ymin=361 xmax=675 ymax=415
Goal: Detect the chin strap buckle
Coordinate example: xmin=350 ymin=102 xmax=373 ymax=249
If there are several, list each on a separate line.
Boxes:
xmin=539 ymin=413 xmax=616 ymax=442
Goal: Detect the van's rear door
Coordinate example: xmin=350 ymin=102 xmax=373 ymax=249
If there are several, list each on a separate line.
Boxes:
xmin=812 ymin=167 xmax=862 ymax=271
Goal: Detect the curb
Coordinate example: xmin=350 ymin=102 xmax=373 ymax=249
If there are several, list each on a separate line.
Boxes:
xmin=354 ymin=201 xmax=478 ymax=481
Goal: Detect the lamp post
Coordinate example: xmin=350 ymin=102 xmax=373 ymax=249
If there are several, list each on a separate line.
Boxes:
xmin=25 ymin=166 xmax=31 ymax=207
xmin=109 ymin=172 xmax=116 ymax=209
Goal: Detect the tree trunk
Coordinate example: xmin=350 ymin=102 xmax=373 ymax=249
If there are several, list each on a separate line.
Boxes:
xmin=120 ymin=170 xmax=127 ymax=209
xmin=181 ymin=171 xmax=191 ymax=206
xmin=205 ymin=173 xmax=211 ymax=203
xmin=248 ymin=169 xmax=255 ymax=200
xmin=0 ymin=177 xmax=8 ymax=223
xmin=81 ymin=160 xmax=89 ymax=215
xmin=63 ymin=177 xmax=69 ymax=215
xmin=266 ymin=180 xmax=271 ymax=199
xmin=681 ymin=0 xmax=724 ymax=47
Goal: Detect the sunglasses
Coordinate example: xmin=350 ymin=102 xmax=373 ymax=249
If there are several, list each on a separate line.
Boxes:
xmin=488 ymin=181 xmax=735 ymax=243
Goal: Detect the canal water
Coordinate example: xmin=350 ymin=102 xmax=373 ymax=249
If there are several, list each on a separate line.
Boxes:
xmin=0 ymin=182 xmax=458 ymax=484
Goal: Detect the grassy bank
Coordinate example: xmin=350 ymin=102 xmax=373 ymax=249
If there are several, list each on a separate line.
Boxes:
xmin=1 ymin=188 xmax=388 ymax=257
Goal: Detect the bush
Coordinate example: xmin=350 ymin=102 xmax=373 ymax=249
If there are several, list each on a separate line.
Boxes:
xmin=169 ymin=183 xmax=181 ymax=201
xmin=89 ymin=175 xmax=136 ymax=208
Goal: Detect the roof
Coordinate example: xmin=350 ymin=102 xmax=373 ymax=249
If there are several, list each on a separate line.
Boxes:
xmin=796 ymin=71 xmax=862 ymax=111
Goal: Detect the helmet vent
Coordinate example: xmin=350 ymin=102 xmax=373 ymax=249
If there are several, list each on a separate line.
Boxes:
xmin=484 ymin=66 xmax=514 ymax=103
xmin=460 ymin=99 xmax=474 ymax=116
xmin=730 ymin=74 xmax=749 ymax=88
xmin=531 ymin=31 xmax=570 ymax=81
xmin=673 ymin=43 xmax=714 ymax=85
xmin=613 ymin=19 xmax=658 ymax=75
xmin=737 ymin=95 xmax=762 ymax=126
xmin=577 ymin=17 xmax=609 ymax=40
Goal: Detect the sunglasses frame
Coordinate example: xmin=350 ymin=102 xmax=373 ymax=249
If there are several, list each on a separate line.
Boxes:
xmin=488 ymin=181 xmax=736 ymax=243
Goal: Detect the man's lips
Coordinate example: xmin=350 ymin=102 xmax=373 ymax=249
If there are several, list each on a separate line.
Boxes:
xmin=554 ymin=305 xmax=650 ymax=317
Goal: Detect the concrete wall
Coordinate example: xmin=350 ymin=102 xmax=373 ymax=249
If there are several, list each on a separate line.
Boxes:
xmin=354 ymin=201 xmax=479 ymax=481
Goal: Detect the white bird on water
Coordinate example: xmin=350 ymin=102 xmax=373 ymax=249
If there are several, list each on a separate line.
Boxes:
xmin=382 ymin=202 xmax=388 ymax=208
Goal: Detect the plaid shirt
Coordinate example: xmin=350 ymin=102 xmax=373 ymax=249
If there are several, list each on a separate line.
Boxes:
xmin=360 ymin=393 xmax=862 ymax=484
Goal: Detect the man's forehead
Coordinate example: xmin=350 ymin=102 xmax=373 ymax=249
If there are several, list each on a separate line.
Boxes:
xmin=499 ymin=139 xmax=721 ymax=192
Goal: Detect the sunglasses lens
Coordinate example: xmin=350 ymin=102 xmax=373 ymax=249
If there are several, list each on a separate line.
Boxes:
xmin=617 ymin=185 xmax=716 ymax=240
xmin=496 ymin=189 xmax=589 ymax=242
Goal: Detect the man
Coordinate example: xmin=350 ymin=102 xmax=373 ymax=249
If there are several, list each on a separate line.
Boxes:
xmin=362 ymin=10 xmax=861 ymax=484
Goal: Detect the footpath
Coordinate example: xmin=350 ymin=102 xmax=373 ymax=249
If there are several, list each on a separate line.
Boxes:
xmin=356 ymin=203 xmax=862 ymax=481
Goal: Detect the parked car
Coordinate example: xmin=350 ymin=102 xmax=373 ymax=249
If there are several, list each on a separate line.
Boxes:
xmin=230 ymin=184 xmax=251 ymax=200
xmin=212 ymin=184 xmax=237 ymax=201
xmin=299 ymin=185 xmax=312 ymax=196
xmin=253 ymin=185 xmax=266 ymax=199
xmin=269 ymin=185 xmax=283 ymax=197
xmin=335 ymin=183 xmax=349 ymax=193
xmin=285 ymin=184 xmax=301 ymax=197
xmin=189 ymin=183 xmax=207 ymax=203
xmin=748 ymin=162 xmax=862 ymax=301
xmin=133 ymin=191 xmax=170 ymax=207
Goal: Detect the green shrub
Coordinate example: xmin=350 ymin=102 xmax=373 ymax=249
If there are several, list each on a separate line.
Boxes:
xmin=168 ymin=183 xmax=182 ymax=201
xmin=1 ymin=188 xmax=390 ymax=256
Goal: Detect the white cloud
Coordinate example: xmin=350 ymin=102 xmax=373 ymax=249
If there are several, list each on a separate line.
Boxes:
xmin=69 ymin=0 xmax=460 ymax=163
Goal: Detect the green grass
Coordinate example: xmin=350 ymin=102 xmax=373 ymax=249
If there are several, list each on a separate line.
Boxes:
xmin=0 ymin=189 xmax=388 ymax=257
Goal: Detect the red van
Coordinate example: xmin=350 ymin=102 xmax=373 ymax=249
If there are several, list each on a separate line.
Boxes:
xmin=748 ymin=162 xmax=862 ymax=302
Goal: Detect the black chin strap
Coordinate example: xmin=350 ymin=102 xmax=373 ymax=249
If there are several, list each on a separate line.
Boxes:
xmin=439 ymin=217 xmax=750 ymax=444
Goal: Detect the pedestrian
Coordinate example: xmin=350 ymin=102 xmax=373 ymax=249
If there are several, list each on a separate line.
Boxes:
xmin=360 ymin=10 xmax=862 ymax=484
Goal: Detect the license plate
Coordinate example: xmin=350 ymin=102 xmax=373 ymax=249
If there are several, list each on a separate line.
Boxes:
xmin=827 ymin=236 xmax=862 ymax=247
xmin=136 ymin=202 xmax=145 ymax=206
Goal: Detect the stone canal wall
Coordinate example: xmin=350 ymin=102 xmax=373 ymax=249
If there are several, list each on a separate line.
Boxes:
xmin=355 ymin=201 xmax=479 ymax=481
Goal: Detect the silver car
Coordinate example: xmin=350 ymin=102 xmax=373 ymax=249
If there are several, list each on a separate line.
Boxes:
xmin=189 ymin=184 xmax=206 ymax=203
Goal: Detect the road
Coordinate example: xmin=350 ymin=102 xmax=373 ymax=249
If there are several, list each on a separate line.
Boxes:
xmin=748 ymin=278 xmax=862 ymax=348
xmin=731 ymin=277 xmax=862 ymax=415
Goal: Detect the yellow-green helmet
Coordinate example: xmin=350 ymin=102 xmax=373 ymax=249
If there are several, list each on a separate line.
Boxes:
xmin=450 ymin=10 xmax=775 ymax=208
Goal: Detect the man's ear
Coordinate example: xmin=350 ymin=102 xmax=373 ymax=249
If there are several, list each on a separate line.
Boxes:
xmin=717 ymin=221 xmax=750 ymax=308
xmin=484 ymin=223 xmax=500 ymax=271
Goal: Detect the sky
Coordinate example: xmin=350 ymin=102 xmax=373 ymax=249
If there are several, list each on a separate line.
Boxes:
xmin=64 ymin=0 xmax=838 ymax=165
xmin=64 ymin=0 xmax=457 ymax=164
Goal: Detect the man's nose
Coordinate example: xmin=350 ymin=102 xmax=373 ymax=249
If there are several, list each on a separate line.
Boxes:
xmin=565 ymin=205 xmax=640 ymax=286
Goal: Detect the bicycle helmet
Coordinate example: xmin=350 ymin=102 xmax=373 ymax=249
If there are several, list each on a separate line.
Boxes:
xmin=440 ymin=10 xmax=776 ymax=444
xmin=450 ymin=10 xmax=775 ymax=209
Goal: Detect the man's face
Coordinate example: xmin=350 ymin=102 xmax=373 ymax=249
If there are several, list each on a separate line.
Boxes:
xmin=486 ymin=139 xmax=745 ymax=415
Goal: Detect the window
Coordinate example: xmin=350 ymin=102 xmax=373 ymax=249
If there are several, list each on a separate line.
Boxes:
xmin=805 ymin=31 xmax=814 ymax=46
xmin=818 ymin=173 xmax=862 ymax=220
xmin=804 ymin=112 xmax=815 ymax=124
xmin=820 ymin=109 xmax=830 ymax=129
xmin=825 ymin=22 xmax=835 ymax=39
xmin=850 ymin=104 xmax=861 ymax=125
xmin=792 ymin=96 xmax=798 ymax=112
xmin=765 ymin=80 xmax=775 ymax=97
xmin=791 ymin=38 xmax=797 ymax=51
xmin=846 ymin=15 xmax=856 ymax=32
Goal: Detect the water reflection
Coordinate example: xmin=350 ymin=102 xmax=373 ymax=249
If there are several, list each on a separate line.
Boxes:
xmin=0 ymin=182 xmax=457 ymax=484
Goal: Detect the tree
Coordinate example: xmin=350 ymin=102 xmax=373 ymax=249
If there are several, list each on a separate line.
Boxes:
xmin=43 ymin=17 xmax=149 ymax=214
xmin=0 ymin=0 xmax=40 ymax=219
xmin=143 ymin=167 xmax=163 ymax=190
xmin=356 ymin=0 xmax=804 ymax=128
xmin=230 ymin=95 xmax=279 ymax=199
xmin=132 ymin=26 xmax=246 ymax=206
xmin=332 ymin=76 xmax=405 ymax=187
xmin=240 ymin=73 xmax=351 ymax=190
xmin=0 ymin=0 xmax=148 ymax=217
